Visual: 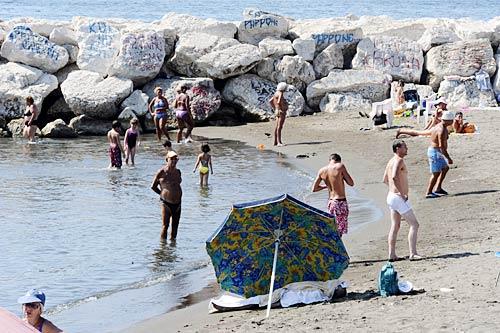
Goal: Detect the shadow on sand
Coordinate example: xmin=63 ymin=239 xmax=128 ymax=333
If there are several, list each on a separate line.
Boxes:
xmin=350 ymin=251 xmax=479 ymax=266
xmin=452 ymin=189 xmax=498 ymax=197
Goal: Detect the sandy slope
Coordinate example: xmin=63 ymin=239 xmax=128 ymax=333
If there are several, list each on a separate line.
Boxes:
xmin=123 ymin=108 xmax=500 ymax=332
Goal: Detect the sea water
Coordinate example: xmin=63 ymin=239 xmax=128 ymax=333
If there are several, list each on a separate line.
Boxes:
xmin=0 ymin=135 xmax=381 ymax=332
xmin=0 ymin=0 xmax=497 ymax=21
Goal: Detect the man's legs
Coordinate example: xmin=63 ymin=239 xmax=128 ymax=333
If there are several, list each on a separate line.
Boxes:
xmin=426 ymin=172 xmax=440 ymax=195
xmin=170 ymin=204 xmax=181 ymax=240
xmin=388 ymin=209 xmax=401 ymax=260
xmin=402 ymin=210 xmax=420 ymax=258
xmin=435 ymin=165 xmax=449 ymax=192
xmin=161 ymin=204 xmax=172 ymax=239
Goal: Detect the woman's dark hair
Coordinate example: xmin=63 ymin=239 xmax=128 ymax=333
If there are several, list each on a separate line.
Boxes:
xmin=112 ymin=120 xmax=121 ymax=129
xmin=26 ymin=96 xmax=34 ymax=105
xmin=201 ymin=143 xmax=210 ymax=153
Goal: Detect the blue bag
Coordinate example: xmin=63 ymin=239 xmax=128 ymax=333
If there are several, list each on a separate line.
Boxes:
xmin=378 ymin=262 xmax=399 ymax=297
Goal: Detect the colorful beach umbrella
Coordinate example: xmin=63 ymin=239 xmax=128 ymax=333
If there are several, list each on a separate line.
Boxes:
xmin=206 ymin=194 xmax=349 ymax=317
xmin=0 ymin=307 xmax=39 ymax=333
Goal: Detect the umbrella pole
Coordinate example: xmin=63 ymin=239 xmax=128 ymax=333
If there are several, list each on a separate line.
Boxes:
xmin=266 ymin=239 xmax=279 ymax=318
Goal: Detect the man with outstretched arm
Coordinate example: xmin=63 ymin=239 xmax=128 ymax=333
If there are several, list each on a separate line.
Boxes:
xmin=383 ymin=140 xmax=423 ymax=261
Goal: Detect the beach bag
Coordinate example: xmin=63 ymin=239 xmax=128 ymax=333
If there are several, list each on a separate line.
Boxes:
xmin=373 ymin=113 xmax=387 ymax=126
xmin=378 ymin=262 xmax=399 ymax=297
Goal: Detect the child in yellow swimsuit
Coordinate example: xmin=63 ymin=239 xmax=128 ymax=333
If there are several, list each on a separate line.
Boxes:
xmin=193 ymin=143 xmax=213 ymax=187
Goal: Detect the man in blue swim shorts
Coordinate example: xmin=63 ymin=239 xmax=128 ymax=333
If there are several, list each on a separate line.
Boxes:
xmin=425 ymin=110 xmax=454 ymax=198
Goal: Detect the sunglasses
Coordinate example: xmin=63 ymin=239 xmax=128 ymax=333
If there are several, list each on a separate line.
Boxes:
xmin=24 ymin=303 xmax=40 ymax=309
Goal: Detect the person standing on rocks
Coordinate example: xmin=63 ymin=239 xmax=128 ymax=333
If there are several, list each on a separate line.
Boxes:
xmin=425 ymin=111 xmax=454 ymax=198
xmin=383 ymin=140 xmax=422 ymax=261
xmin=23 ymin=96 xmax=40 ymax=143
xmin=312 ymin=153 xmax=354 ymax=238
xmin=269 ymin=82 xmax=288 ymax=146
xmin=151 ymin=151 xmax=183 ymax=240
xmin=148 ymin=87 xmax=171 ymax=142
xmin=107 ymin=120 xmax=125 ymax=169
xmin=174 ymin=85 xmax=194 ymax=143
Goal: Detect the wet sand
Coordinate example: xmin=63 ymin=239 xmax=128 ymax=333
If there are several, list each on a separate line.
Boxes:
xmin=122 ymin=107 xmax=500 ymax=332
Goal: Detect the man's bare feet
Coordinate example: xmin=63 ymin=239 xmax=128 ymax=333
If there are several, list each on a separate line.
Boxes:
xmin=388 ymin=256 xmax=402 ymax=262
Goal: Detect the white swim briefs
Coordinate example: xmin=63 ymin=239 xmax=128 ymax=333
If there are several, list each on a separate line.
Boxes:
xmin=386 ymin=192 xmax=412 ymax=215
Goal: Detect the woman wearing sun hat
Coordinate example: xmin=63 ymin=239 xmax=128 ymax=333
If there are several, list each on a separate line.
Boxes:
xmin=17 ymin=289 xmax=64 ymax=333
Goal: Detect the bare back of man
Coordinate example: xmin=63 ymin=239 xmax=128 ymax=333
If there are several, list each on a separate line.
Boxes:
xmin=312 ymin=154 xmax=354 ymax=237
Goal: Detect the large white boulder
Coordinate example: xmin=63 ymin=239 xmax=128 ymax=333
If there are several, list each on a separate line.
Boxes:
xmin=196 ymin=43 xmax=261 ymax=79
xmin=237 ymin=8 xmax=289 ymax=45
xmin=143 ymin=77 xmax=221 ymax=121
xmin=313 ymin=44 xmax=344 ymax=78
xmin=108 ymin=31 xmax=166 ymax=84
xmin=417 ymin=22 xmax=460 ymax=52
xmin=255 ymin=55 xmax=315 ymax=92
xmin=168 ymin=33 xmax=238 ymax=77
xmin=292 ymin=38 xmax=315 ymax=61
xmin=4 ymin=18 xmax=70 ymax=37
xmin=155 ymin=13 xmax=237 ymax=38
xmin=352 ymin=36 xmax=423 ymax=83
xmin=258 ymin=37 xmax=294 ymax=58
xmin=358 ymin=16 xmax=429 ymax=41
xmin=306 ymin=69 xmax=391 ymax=107
xmin=69 ymin=115 xmax=113 ymax=135
xmin=425 ymin=39 xmax=496 ymax=89
xmin=438 ymin=76 xmax=497 ymax=108
xmin=454 ymin=18 xmax=496 ymax=44
xmin=75 ymin=20 xmax=121 ymax=75
xmin=1 ymin=25 xmax=69 ymax=73
xmin=222 ymin=74 xmax=305 ymax=120
xmin=319 ymin=93 xmax=371 ymax=113
xmin=0 ymin=62 xmax=58 ymax=119
xmin=41 ymin=119 xmax=78 ymax=138
xmin=61 ymin=70 xmax=133 ymax=119
xmin=120 ymin=90 xmax=149 ymax=117
xmin=49 ymin=27 xmax=78 ymax=46
xmin=289 ymin=18 xmax=363 ymax=54
xmin=169 ymin=33 xmax=260 ymax=79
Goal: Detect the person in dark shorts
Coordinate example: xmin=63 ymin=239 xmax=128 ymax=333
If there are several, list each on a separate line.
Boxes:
xmin=107 ymin=120 xmax=125 ymax=169
xmin=151 ymin=151 xmax=183 ymax=240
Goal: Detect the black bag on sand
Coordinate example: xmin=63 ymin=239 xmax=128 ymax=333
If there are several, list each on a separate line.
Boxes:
xmin=373 ymin=113 xmax=387 ymax=126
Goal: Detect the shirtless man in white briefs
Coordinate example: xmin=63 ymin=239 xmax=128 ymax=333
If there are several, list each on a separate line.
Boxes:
xmin=383 ymin=140 xmax=423 ymax=261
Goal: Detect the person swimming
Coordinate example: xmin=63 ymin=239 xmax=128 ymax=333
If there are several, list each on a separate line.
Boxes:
xmin=193 ymin=143 xmax=213 ymax=187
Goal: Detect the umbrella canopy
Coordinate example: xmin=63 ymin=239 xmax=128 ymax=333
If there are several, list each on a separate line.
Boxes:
xmin=206 ymin=194 xmax=349 ymax=298
xmin=0 ymin=307 xmax=39 ymax=333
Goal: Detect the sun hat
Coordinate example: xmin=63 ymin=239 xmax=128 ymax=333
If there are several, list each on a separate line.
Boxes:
xmin=433 ymin=97 xmax=447 ymax=105
xmin=17 ymin=289 xmax=45 ymax=306
xmin=166 ymin=151 xmax=178 ymax=159
xmin=277 ymin=82 xmax=287 ymax=91
xmin=397 ymin=280 xmax=413 ymax=293
xmin=441 ymin=111 xmax=455 ymax=121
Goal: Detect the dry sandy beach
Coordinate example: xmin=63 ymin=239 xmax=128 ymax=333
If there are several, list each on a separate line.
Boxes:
xmin=123 ymin=108 xmax=500 ymax=332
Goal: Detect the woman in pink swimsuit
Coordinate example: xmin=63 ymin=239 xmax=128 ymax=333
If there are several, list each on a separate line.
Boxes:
xmin=174 ymin=85 xmax=194 ymax=143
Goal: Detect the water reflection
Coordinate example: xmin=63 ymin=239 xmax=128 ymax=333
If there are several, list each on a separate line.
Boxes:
xmin=150 ymin=239 xmax=178 ymax=272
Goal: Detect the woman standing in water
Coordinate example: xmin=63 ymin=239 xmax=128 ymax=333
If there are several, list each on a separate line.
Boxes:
xmin=148 ymin=87 xmax=171 ymax=142
xmin=18 ymin=289 xmax=64 ymax=332
xmin=174 ymin=85 xmax=194 ymax=143
xmin=23 ymin=96 xmax=40 ymax=143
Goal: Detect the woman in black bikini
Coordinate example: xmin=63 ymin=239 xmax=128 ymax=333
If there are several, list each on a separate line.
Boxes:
xmin=23 ymin=96 xmax=40 ymax=143
xmin=174 ymin=85 xmax=194 ymax=143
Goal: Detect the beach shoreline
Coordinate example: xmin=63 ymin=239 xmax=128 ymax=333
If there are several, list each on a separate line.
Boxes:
xmin=122 ymin=108 xmax=500 ymax=332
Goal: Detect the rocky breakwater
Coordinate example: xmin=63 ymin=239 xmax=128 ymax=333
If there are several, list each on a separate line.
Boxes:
xmin=0 ymin=11 xmax=499 ymax=138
